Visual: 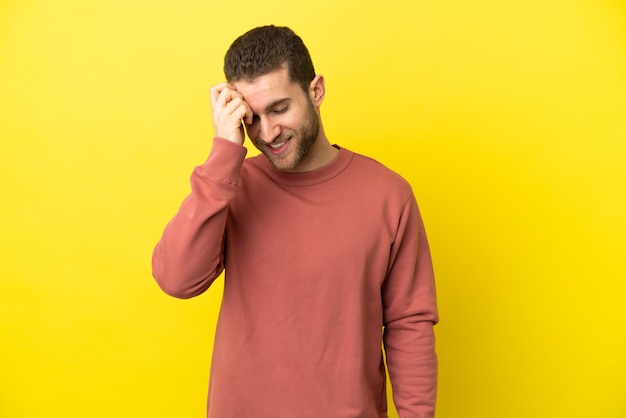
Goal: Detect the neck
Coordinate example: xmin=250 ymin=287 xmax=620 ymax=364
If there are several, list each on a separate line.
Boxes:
xmin=290 ymin=128 xmax=338 ymax=173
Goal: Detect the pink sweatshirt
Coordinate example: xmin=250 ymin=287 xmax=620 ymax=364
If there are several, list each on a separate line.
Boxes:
xmin=152 ymin=138 xmax=438 ymax=418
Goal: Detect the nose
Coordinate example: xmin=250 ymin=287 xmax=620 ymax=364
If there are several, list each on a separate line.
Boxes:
xmin=257 ymin=117 xmax=280 ymax=144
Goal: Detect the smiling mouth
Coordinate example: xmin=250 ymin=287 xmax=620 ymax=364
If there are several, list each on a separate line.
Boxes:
xmin=267 ymin=137 xmax=292 ymax=154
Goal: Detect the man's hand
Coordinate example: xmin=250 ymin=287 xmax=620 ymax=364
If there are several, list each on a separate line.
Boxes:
xmin=209 ymin=82 xmax=254 ymax=145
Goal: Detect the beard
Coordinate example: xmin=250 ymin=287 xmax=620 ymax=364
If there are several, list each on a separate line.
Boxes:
xmin=253 ymin=98 xmax=320 ymax=172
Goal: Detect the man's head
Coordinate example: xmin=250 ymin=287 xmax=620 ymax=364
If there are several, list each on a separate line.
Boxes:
xmin=224 ymin=25 xmax=316 ymax=93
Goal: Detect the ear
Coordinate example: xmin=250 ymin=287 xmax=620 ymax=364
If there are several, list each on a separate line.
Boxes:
xmin=308 ymin=75 xmax=325 ymax=107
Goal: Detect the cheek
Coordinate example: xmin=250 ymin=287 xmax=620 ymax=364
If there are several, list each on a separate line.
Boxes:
xmin=280 ymin=111 xmax=305 ymax=131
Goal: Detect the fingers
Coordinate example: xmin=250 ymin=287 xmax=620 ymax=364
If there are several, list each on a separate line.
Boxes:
xmin=209 ymin=83 xmax=253 ymax=145
xmin=240 ymin=99 xmax=254 ymax=126
xmin=209 ymin=82 xmax=229 ymax=104
xmin=210 ymin=82 xmax=236 ymax=108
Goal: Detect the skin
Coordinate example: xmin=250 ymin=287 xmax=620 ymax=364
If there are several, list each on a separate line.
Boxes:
xmin=209 ymin=66 xmax=339 ymax=172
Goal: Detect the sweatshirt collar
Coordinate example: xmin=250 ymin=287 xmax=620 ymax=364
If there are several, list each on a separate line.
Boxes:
xmin=252 ymin=145 xmax=353 ymax=186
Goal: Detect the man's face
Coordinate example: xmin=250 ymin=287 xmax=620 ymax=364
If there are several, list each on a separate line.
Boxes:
xmin=233 ymin=67 xmax=320 ymax=172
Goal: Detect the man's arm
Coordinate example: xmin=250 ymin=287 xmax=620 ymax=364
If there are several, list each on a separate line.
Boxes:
xmin=382 ymin=194 xmax=439 ymax=418
xmin=151 ymin=138 xmax=247 ymax=298
xmin=151 ymin=83 xmax=253 ymax=298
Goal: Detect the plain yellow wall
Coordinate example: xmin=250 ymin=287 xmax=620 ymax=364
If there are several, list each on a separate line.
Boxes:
xmin=1 ymin=0 xmax=625 ymax=417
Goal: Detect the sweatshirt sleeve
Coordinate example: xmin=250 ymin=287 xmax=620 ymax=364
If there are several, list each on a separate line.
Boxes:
xmin=382 ymin=193 xmax=439 ymax=418
xmin=152 ymin=138 xmax=247 ymax=299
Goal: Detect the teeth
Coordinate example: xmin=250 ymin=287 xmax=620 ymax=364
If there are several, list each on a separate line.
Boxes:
xmin=269 ymin=141 xmax=287 ymax=149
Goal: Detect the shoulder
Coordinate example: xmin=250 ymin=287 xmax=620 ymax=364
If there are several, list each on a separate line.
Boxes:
xmin=241 ymin=154 xmax=269 ymax=178
xmin=346 ymin=150 xmax=414 ymax=197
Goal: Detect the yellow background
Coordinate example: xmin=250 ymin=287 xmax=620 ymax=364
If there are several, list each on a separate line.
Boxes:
xmin=1 ymin=0 xmax=625 ymax=417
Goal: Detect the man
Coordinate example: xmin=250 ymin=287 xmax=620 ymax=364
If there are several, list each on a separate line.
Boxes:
xmin=152 ymin=25 xmax=438 ymax=418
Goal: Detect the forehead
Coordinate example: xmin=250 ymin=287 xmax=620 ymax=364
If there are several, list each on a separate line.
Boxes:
xmin=233 ymin=67 xmax=304 ymax=112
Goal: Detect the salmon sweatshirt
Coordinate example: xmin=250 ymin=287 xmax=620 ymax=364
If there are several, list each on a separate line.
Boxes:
xmin=152 ymin=138 xmax=439 ymax=418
